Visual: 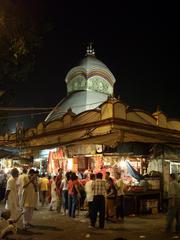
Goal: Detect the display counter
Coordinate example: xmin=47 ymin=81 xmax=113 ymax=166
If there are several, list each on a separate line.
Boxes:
xmin=124 ymin=190 xmax=161 ymax=215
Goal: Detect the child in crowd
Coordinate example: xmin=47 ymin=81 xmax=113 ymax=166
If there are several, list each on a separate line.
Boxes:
xmin=0 ymin=210 xmax=17 ymax=239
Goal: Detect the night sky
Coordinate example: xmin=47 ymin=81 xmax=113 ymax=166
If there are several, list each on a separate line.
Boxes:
xmin=9 ymin=1 xmax=179 ymax=130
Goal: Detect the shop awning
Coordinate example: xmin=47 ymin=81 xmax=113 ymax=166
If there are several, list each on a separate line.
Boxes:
xmin=104 ymin=142 xmax=152 ymax=156
xmin=0 ymin=146 xmax=20 ymax=158
xmin=150 ymin=144 xmax=180 ymax=160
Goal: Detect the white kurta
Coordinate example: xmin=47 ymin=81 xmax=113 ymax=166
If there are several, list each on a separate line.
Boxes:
xmin=85 ymin=180 xmax=94 ymax=202
xmin=5 ymin=176 xmax=19 ymax=221
xmin=51 ymin=180 xmax=58 ymax=202
xmin=17 ymin=173 xmax=28 ymax=207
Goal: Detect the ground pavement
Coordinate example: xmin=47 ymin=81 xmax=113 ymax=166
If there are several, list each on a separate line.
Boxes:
xmin=0 ymin=203 xmax=180 ymax=240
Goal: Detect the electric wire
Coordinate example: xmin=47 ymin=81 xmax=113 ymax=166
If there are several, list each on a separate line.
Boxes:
xmin=0 ymin=111 xmax=51 ymax=119
xmin=0 ymin=100 xmax=105 ymax=120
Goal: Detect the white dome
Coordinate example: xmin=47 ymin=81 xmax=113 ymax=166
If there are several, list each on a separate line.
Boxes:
xmin=65 ymin=55 xmax=116 ymax=86
xmin=80 ymin=55 xmax=108 ymax=69
xmin=45 ymin=47 xmax=116 ymax=122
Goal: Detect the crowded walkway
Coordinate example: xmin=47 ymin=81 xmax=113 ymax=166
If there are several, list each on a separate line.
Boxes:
xmin=0 ymin=201 xmax=175 ymax=240
xmin=1 ymin=168 xmax=180 ymax=239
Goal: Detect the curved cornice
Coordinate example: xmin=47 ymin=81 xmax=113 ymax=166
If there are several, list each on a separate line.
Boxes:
xmin=127 ymin=108 xmax=157 ymax=121
xmin=65 ymin=66 xmax=116 ymax=86
xmin=2 ymin=97 xmax=180 ymax=149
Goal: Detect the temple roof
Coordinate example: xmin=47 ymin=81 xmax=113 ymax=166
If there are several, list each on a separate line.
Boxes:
xmin=45 ymin=45 xmax=116 ymax=122
xmin=45 ymin=90 xmax=108 ymax=122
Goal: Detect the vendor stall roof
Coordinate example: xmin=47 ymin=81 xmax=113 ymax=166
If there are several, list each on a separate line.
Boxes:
xmin=0 ymin=146 xmax=20 ymax=158
xmin=104 ymin=142 xmax=152 ymax=156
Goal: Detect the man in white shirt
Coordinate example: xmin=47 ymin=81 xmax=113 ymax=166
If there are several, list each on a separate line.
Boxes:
xmin=85 ymin=174 xmax=95 ymax=227
xmin=22 ymin=168 xmax=37 ymax=230
xmin=5 ymin=168 xmax=19 ymax=225
xmin=17 ymin=168 xmax=28 ymax=208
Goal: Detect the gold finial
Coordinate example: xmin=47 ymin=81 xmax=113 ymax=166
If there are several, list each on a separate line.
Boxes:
xmin=86 ymin=42 xmax=95 ymax=56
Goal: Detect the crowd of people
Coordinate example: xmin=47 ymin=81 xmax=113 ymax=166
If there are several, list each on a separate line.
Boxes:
xmin=1 ymin=167 xmax=180 ymax=237
xmin=0 ymin=167 xmax=126 ymax=236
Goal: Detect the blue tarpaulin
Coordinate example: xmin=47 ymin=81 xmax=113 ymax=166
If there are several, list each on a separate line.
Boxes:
xmin=126 ymin=161 xmax=144 ymax=181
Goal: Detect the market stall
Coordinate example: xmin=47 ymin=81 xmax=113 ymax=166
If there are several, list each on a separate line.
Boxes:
xmin=102 ymin=150 xmax=162 ymax=215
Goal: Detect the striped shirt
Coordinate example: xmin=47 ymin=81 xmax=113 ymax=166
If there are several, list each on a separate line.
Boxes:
xmin=92 ymin=179 xmax=106 ymax=196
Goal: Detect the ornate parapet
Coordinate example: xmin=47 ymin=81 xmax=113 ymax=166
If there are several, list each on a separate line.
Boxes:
xmin=1 ymin=98 xmax=180 ymax=150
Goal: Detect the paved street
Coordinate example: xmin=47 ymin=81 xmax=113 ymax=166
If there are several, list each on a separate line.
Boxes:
xmin=1 ymin=203 xmax=180 ymax=240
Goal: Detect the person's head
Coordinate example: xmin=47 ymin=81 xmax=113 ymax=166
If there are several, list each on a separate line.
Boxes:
xmin=170 ymin=173 xmax=176 ymax=181
xmin=11 ymin=168 xmax=19 ymax=179
xmin=1 ymin=210 xmax=11 ymax=220
xmin=22 ymin=167 xmax=28 ymax=174
xmin=28 ymin=168 xmax=35 ymax=177
xmin=116 ymin=172 xmax=121 ymax=180
xmin=90 ymin=173 xmax=95 ymax=180
xmin=105 ymin=171 xmax=110 ymax=180
xmin=58 ymin=168 xmax=63 ymax=176
xmin=96 ymin=172 xmax=103 ymax=179
xmin=66 ymin=172 xmax=71 ymax=181
xmin=70 ymin=172 xmax=77 ymax=181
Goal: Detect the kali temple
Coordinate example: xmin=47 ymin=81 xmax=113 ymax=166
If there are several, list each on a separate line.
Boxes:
xmin=1 ymin=44 xmax=180 ymax=214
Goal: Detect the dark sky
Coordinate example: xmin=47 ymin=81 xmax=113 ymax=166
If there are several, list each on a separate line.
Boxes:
xmin=9 ymin=1 xmax=179 ymax=130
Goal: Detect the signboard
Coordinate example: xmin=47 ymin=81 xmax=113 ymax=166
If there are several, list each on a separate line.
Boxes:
xmin=67 ymin=144 xmax=97 ymax=157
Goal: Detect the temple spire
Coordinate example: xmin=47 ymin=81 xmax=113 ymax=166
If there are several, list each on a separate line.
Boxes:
xmin=86 ymin=42 xmax=95 ymax=56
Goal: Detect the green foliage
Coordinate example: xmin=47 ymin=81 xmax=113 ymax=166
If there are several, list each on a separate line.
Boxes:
xmin=0 ymin=0 xmax=52 ymax=92
xmin=0 ymin=0 xmax=54 ymax=133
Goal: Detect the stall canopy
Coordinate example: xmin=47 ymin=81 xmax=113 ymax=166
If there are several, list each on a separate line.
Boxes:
xmin=0 ymin=146 xmax=20 ymax=158
xmin=104 ymin=142 xmax=180 ymax=161
xmin=104 ymin=142 xmax=152 ymax=156
xmin=150 ymin=144 xmax=180 ymax=160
